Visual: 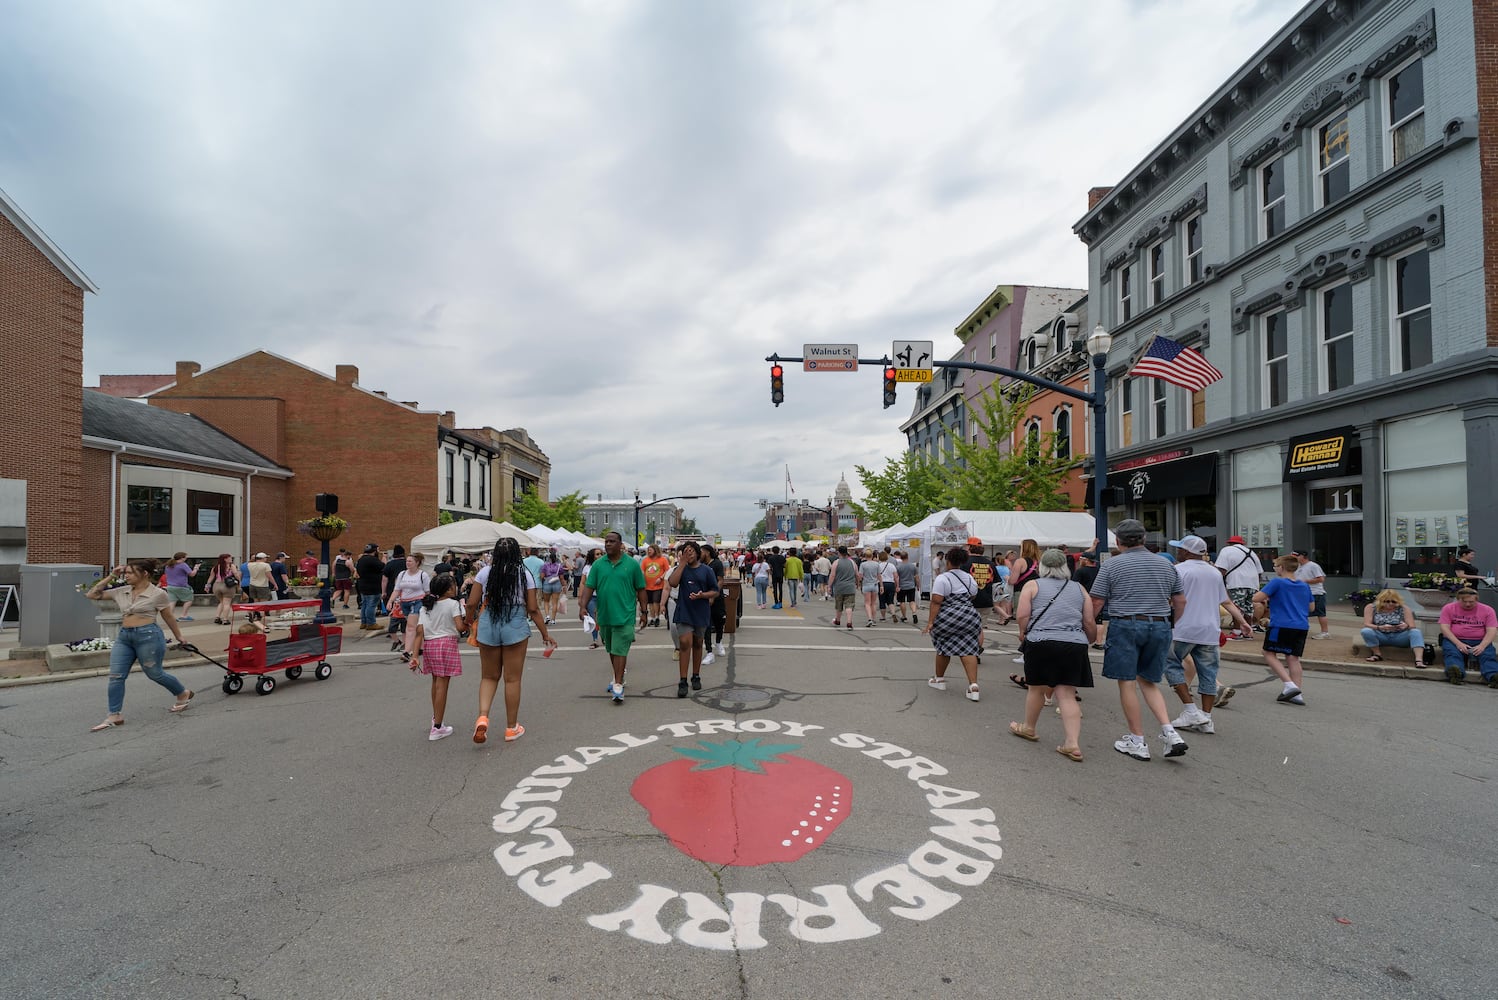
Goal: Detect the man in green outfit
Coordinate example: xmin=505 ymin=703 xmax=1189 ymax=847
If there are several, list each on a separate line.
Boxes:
xmin=578 ymin=530 xmax=648 ymax=704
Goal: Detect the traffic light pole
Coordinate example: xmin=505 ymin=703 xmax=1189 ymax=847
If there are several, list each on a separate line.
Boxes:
xmin=764 ymin=352 xmax=1111 ymax=558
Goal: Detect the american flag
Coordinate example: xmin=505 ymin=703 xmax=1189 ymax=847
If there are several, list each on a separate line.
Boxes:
xmin=1127 ymin=335 xmax=1224 ymax=392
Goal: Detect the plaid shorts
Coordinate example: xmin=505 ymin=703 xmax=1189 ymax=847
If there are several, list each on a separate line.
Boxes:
xmin=420 ymin=635 xmax=463 ymax=677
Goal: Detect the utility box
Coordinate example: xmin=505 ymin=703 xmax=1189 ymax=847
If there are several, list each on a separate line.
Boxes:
xmin=19 ymin=564 xmax=102 ymax=647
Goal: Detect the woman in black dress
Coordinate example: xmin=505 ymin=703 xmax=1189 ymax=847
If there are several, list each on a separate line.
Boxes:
xmin=1010 ymin=548 xmax=1097 ymax=761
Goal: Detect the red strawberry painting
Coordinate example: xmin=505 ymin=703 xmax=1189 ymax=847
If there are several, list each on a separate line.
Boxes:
xmin=631 ymin=738 xmax=852 ymax=866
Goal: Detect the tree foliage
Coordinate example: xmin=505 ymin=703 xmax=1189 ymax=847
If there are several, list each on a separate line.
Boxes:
xmin=508 ymin=489 xmax=587 ymax=533
xmin=746 ymin=518 xmax=767 ymax=549
xmin=852 ymin=451 xmax=953 ymax=529
xmin=679 ymin=517 xmax=699 ymax=536
xmin=948 ymin=384 xmax=1071 ymax=512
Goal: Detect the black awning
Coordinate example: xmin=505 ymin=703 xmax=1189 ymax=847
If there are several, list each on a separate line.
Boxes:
xmin=1108 ymin=453 xmax=1216 ymax=502
xmin=1283 ymin=427 xmax=1358 ymax=481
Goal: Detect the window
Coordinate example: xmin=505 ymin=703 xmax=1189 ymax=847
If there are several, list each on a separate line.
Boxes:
xmin=1150 ymin=379 xmax=1167 ymax=438
xmin=1054 ymin=408 xmax=1072 ymax=460
xmin=478 ymin=463 xmax=486 ymax=508
xmin=1120 ymin=378 xmax=1134 ymax=446
xmin=1053 ymin=318 xmax=1068 ymax=356
xmin=1392 ymin=248 xmax=1432 ymax=372
xmin=186 ymin=489 xmax=233 ymax=536
xmin=1316 ymin=109 xmax=1350 ymax=207
xmin=1182 ymin=214 xmax=1204 ymax=285
xmin=989 ymin=330 xmax=997 ymax=361
xmin=1260 ymin=157 xmax=1287 ymax=239
xmin=1117 ymin=263 xmax=1133 ymax=323
xmin=937 ymin=430 xmax=947 ymax=457
xmin=1320 ymin=283 xmax=1354 ymax=391
xmin=1190 ymin=389 xmax=1206 ymax=429
xmin=462 ymin=455 xmax=472 ymax=507
xmin=1262 ymin=312 xmax=1288 ymax=408
xmin=1024 ymin=419 xmax=1042 ymax=464
xmin=445 ymin=451 xmax=456 ymax=505
xmin=1147 ymin=241 xmax=1165 ymax=305
xmin=513 ymin=474 xmax=533 ymax=500
xmin=1385 ymin=56 xmax=1425 ymax=167
xmin=1024 ymin=339 xmax=1037 ymax=371
xmin=126 ymin=486 xmax=172 ymax=534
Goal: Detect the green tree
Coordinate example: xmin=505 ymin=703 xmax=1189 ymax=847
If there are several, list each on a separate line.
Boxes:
xmin=507 ymin=489 xmax=586 ymax=532
xmin=437 ymin=510 xmax=456 ymax=525
xmin=852 ymin=451 xmax=953 ymax=528
xmin=747 ymin=518 xmax=767 ymax=549
xmin=679 ymin=516 xmax=699 ymax=536
xmin=948 ymin=384 xmax=1070 ymax=511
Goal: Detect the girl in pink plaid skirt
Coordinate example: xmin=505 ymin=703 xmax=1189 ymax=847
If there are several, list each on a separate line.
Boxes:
xmin=411 ymin=575 xmax=465 ymax=741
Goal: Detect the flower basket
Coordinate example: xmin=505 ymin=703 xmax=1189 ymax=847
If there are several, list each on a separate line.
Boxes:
xmin=298 ymin=515 xmax=348 ymax=542
xmin=1406 ymin=588 xmax=1452 ymax=611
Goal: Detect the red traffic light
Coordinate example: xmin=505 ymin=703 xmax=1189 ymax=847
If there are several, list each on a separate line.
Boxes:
xmin=883 ymin=366 xmax=896 ymax=380
xmin=771 ymin=365 xmax=784 ymax=378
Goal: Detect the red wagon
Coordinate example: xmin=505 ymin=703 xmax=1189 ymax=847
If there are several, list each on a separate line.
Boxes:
xmin=223 ymin=598 xmax=342 ymax=696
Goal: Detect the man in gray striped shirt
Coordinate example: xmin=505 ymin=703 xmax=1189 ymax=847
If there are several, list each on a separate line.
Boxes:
xmin=1088 ymin=519 xmax=1189 ymax=762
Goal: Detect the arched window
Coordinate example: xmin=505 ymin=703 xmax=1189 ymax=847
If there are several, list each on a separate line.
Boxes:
xmin=1054 ymin=318 xmax=1069 ymax=356
xmin=1054 ymin=408 xmax=1072 ymax=460
xmin=1025 ymin=339 xmax=1037 ymax=371
xmin=1025 ymin=419 xmax=1042 ymax=465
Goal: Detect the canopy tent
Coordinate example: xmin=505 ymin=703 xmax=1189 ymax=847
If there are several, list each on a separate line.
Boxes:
xmin=408 ymin=520 xmax=536 ymax=560
xmin=882 ymin=509 xmax=1115 ymax=592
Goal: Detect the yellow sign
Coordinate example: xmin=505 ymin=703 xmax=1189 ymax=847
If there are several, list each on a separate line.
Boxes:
xmin=895 ymin=370 xmax=933 ymax=383
xmin=1289 ymin=436 xmax=1345 ymax=469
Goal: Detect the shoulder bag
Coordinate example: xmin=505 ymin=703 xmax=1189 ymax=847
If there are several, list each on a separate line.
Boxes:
xmin=1018 ymin=580 xmax=1071 ymax=654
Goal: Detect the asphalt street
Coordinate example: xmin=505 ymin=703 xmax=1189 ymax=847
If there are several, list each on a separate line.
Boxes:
xmin=2 ymin=599 xmax=1495 ymax=999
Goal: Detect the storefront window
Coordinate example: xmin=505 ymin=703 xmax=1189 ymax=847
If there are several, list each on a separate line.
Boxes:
xmin=1232 ymin=445 xmax=1282 ymax=558
xmin=1384 ymin=410 xmax=1466 ymax=577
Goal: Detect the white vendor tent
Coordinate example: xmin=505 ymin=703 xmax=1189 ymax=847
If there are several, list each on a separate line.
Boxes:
xmin=882 ymin=508 xmax=1114 ymax=592
xmin=409 ymin=520 xmax=536 ymax=559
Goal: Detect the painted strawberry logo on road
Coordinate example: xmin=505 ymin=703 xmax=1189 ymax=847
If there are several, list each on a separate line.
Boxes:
xmin=631 ymin=738 xmax=852 ymax=866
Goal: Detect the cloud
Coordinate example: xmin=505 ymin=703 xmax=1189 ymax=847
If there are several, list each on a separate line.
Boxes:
xmin=1 ymin=0 xmax=1306 ymax=534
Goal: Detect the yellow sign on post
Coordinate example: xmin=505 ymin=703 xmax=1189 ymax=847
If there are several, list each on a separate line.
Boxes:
xmin=895 ymin=369 xmax=933 ymax=382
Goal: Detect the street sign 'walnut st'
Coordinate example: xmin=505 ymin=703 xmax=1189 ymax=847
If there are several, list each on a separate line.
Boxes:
xmin=802 ymin=343 xmax=857 ymax=372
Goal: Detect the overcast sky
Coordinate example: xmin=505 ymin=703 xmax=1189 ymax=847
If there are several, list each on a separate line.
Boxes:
xmin=2 ymin=0 xmax=1305 ymax=536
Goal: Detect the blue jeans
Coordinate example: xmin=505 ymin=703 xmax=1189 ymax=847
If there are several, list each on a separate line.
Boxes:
xmin=1359 ymin=627 xmax=1425 ymax=652
xmin=108 ymin=623 xmax=184 ymax=714
xmin=754 ymin=580 xmax=769 ymax=605
xmin=359 ymin=593 xmax=379 ymax=626
xmin=787 ymin=581 xmax=800 ymax=607
xmin=1164 ymin=639 xmax=1220 ymax=695
xmin=1440 ymin=638 xmax=1498 ymax=680
xmin=1100 ymin=619 xmax=1173 ymax=684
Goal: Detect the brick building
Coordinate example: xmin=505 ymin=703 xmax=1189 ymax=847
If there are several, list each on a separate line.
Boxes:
xmin=1012 ymin=295 xmax=1092 ymax=511
xmin=0 ymin=185 xmax=97 ymax=571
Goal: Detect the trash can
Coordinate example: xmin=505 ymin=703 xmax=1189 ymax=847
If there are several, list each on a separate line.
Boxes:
xmin=19 ymin=564 xmax=103 ymax=647
xmin=722 ymin=579 xmax=742 ymax=634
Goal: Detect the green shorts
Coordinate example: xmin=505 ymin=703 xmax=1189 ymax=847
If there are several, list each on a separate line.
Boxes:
xmin=598 ymin=622 xmax=636 ymax=657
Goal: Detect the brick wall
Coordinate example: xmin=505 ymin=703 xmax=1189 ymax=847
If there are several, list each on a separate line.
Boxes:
xmin=0 ymin=213 xmax=84 ymax=562
xmin=1016 ymin=372 xmax=1091 ymax=510
xmin=150 ymin=352 xmax=438 ymax=555
xmin=1476 ymin=1 xmax=1498 ymax=346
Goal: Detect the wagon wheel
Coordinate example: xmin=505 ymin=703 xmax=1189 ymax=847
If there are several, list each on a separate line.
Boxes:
xmin=285 ymin=665 xmax=303 ymax=681
xmin=314 ymin=661 xmax=332 ymax=680
xmin=223 ymin=674 xmax=244 ymax=695
xmin=255 ymin=675 xmax=276 ymax=696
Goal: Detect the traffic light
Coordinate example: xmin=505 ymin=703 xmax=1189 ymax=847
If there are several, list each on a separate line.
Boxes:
xmin=770 ymin=364 xmax=785 ymax=407
xmin=882 ymin=365 xmax=897 ymax=409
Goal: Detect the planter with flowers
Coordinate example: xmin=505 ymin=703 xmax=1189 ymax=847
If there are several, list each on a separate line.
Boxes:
xmin=1344 ymin=588 xmax=1381 ymax=616
xmin=1405 ymin=572 xmax=1462 ymax=616
xmin=291 ymin=576 xmax=323 ymax=599
xmin=298 ymin=514 xmax=348 ymax=543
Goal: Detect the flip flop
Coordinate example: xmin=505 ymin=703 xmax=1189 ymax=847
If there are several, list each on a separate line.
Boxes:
xmin=1008 ymin=673 xmax=1029 ymax=690
xmin=90 ymin=718 xmax=125 ymax=731
xmin=1056 ymin=745 xmax=1083 ymax=762
xmin=169 ymin=690 xmax=195 ymax=713
xmin=1365 ymin=654 xmax=1382 ymax=662
xmin=1008 ymin=722 xmax=1038 ymax=742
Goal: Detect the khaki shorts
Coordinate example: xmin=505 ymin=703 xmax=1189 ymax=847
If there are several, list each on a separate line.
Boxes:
xmin=835 ymin=593 xmax=857 ymax=612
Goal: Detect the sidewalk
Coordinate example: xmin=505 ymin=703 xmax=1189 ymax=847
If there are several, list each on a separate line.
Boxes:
xmin=0 ymin=598 xmax=365 ymax=685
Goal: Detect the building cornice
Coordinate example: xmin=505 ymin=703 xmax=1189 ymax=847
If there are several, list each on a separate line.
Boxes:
xmin=954 ymin=285 xmax=1014 ymax=342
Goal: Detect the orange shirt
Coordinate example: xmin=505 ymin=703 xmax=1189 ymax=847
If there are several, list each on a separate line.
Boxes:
xmin=642 ymin=556 xmax=671 ymax=591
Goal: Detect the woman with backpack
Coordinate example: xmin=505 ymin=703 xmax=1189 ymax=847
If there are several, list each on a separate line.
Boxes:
xmin=207 ymin=553 xmax=238 ymax=625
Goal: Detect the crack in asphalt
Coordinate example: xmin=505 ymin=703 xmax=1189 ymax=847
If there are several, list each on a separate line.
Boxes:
xmin=703 ymin=862 xmax=751 ymax=1000
xmin=426 ymin=753 xmax=483 ymax=837
xmin=138 ymin=839 xmax=208 ymax=868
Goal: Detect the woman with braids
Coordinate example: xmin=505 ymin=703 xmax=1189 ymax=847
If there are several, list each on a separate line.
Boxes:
xmin=84 ymin=558 xmax=193 ymax=731
xmin=464 ymin=537 xmax=556 ymax=744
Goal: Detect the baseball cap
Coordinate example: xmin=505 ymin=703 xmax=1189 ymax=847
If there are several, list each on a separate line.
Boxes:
xmin=364 ymin=542 xmax=378 ymax=553
xmin=1228 ymin=535 xmax=1245 ymax=544
xmin=1168 ymin=535 xmax=1208 ymax=556
xmin=966 ymin=536 xmax=984 ymax=547
xmin=254 ymin=551 xmax=268 ymax=559
xmin=1114 ymin=518 xmax=1146 ymax=541
xmin=1291 ymin=549 xmax=1308 ymax=557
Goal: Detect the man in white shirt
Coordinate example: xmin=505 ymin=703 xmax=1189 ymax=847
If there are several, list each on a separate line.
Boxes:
xmin=1293 ymin=549 xmax=1331 ymax=638
xmin=1214 ymin=534 xmax=1264 ymax=633
xmin=1165 ymin=536 xmax=1252 ymax=734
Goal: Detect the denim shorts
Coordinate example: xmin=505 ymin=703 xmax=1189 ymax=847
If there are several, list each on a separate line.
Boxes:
xmin=1100 ymin=619 xmax=1173 ymax=683
xmin=477 ymin=605 xmax=531 ymax=647
xmin=1165 ymin=639 xmax=1220 ymax=695
xmin=541 ymin=579 xmax=562 ymax=594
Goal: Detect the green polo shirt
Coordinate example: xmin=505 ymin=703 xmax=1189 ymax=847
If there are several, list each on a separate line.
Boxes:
xmin=587 ymin=555 xmax=647 ymax=626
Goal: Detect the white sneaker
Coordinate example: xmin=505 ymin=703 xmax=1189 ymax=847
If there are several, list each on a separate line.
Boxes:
xmin=1193 ymin=714 xmax=1215 ymax=734
xmin=1312 ymin=631 xmax=1332 ymax=639
xmin=715 ymin=642 xmax=726 ymax=655
xmin=965 ymin=684 xmax=980 ymax=702
xmin=1114 ymin=734 xmax=1150 ymax=761
xmin=701 ymin=651 xmax=716 ymax=666
xmin=1170 ymin=705 xmax=1210 ymax=731
xmin=1160 ymin=726 xmax=1188 ymax=757
xmin=428 ymin=724 xmax=454 ymax=741
xmin=927 ymin=676 xmax=947 ymax=691
xmin=609 ymin=682 xmax=624 ymax=704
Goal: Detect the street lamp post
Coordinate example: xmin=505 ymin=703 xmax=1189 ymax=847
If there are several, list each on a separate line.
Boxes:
xmin=1087 ymin=324 xmax=1114 ymax=556
xmin=634 ymin=492 xmax=708 ymax=552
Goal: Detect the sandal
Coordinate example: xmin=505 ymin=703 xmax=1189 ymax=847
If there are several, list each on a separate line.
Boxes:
xmin=473 ymin=716 xmax=489 ymax=744
xmin=1008 ymin=722 xmax=1038 ymax=742
xmin=1007 ymin=673 xmax=1029 ymax=690
xmin=966 ymin=683 xmax=980 ymax=703
xmin=927 ymin=676 xmax=947 ymax=691
xmin=1056 ymin=745 xmax=1083 ymax=762
xmin=589 ymin=641 xmax=600 ymax=649
xmin=169 ymin=690 xmax=195 ymax=713
xmin=90 ymin=717 xmax=125 ymax=732
xmin=1365 ymin=654 xmax=1383 ymax=662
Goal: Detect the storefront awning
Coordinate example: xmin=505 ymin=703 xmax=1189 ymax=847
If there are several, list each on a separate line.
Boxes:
xmin=1283 ymin=427 xmax=1358 ymax=481
xmin=1107 ymin=452 xmax=1216 ymax=502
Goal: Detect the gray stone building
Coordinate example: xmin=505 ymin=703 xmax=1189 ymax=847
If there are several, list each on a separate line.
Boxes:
xmin=1074 ymin=0 xmax=1498 ymax=597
